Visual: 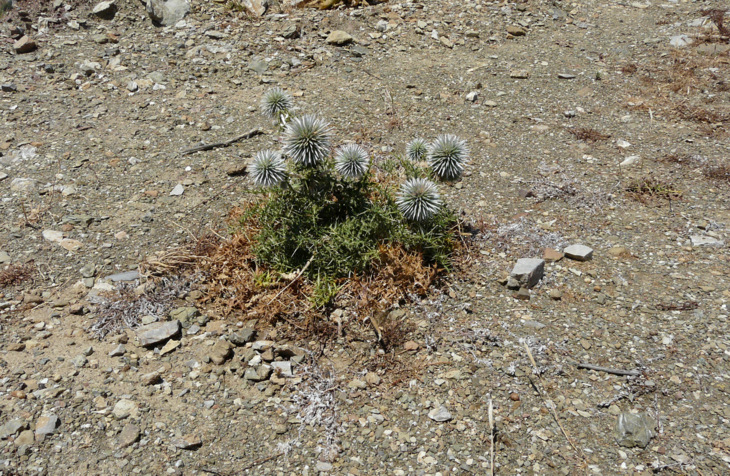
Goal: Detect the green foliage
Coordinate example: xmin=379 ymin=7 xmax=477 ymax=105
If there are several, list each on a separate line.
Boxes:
xmin=238 ymin=90 xmax=465 ymax=306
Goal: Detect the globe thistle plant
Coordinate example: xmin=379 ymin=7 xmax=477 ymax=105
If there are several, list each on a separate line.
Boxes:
xmin=406 ymin=137 xmax=429 ymax=162
xmin=283 ymin=114 xmax=332 ymax=167
xmin=396 ymin=178 xmax=442 ymax=222
xmin=250 ymin=150 xmax=287 ymax=187
xmin=334 ymin=144 xmax=369 ymax=179
xmin=428 ymin=134 xmax=469 ymax=181
xmin=260 ymin=87 xmax=293 ymax=121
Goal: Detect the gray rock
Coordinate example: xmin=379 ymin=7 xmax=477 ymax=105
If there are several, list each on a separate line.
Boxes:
xmin=670 ymin=35 xmax=693 ymax=48
xmin=510 ymin=258 xmax=545 ymax=288
xmin=326 ymin=30 xmax=353 ymax=46
xmin=71 ymin=355 xmax=87 ymax=368
xmin=146 ymin=0 xmax=190 ymax=27
xmin=240 ymin=0 xmax=269 ymax=17
xmin=170 ymin=306 xmax=199 ymax=327
xmin=209 ymin=340 xmax=233 ymax=365
xmin=140 ymin=371 xmax=161 ymax=385
xmin=0 ymin=251 xmax=11 ymax=264
xmin=113 ymin=399 xmax=138 ymax=420
xmin=248 ymin=57 xmax=268 ymax=74
xmin=465 ymin=91 xmax=478 ymax=102
xmin=271 ymin=361 xmax=293 ymax=378
xmin=170 ymin=183 xmax=184 ymax=196
xmin=563 ymin=244 xmax=593 ymax=261
xmin=171 ymin=434 xmax=201 ymax=449
xmin=10 ymin=177 xmax=37 ymax=192
xmin=34 ymin=414 xmax=59 ymax=436
xmin=348 ymin=378 xmax=367 ymax=389
xmin=186 ymin=324 xmax=200 ymax=335
xmin=229 ymin=328 xmax=256 ymax=346
xmin=281 ymin=24 xmax=300 ymax=39
xmin=0 ymin=419 xmax=27 ymax=439
xmin=109 ymin=344 xmax=126 ymax=357
xmin=80 ymin=263 xmax=96 ymax=278
xmin=92 ymin=1 xmax=117 ymax=20
xmin=106 ymin=270 xmax=140 ymax=282
xmin=116 ymin=424 xmax=140 ymax=448
xmin=427 ymin=405 xmax=453 ymax=422
xmin=690 ymin=235 xmax=724 ymax=247
xmin=14 ymin=430 xmax=34 ymax=446
xmin=316 ymin=461 xmax=333 ymax=472
xmin=136 ymin=320 xmax=181 ymax=347
xmin=615 ymin=412 xmax=656 ymax=448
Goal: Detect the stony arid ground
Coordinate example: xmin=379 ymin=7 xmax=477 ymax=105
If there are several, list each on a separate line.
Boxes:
xmin=0 ymin=0 xmax=729 ymax=474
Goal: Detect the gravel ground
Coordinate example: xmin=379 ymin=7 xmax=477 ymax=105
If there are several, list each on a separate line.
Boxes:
xmin=1 ymin=0 xmax=729 ymax=474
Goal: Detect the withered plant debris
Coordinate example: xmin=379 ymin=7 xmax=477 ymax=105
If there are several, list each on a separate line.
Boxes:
xmin=703 ymin=163 xmax=730 ymax=184
xmin=567 ymin=127 xmax=611 ymax=143
xmin=625 ymin=177 xmax=683 ymax=204
xmin=0 ymin=262 xmax=35 ymax=288
xmin=700 ymin=8 xmax=729 ymax=37
xmin=89 ymin=276 xmax=196 ymax=340
xmin=656 ymin=301 xmax=699 ymax=311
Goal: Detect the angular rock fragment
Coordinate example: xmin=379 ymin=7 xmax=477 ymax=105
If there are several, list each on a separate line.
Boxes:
xmin=510 ymin=258 xmax=545 ymax=288
xmin=615 ymin=412 xmax=656 ymax=448
xmin=136 ymin=320 xmax=181 ymax=347
xmin=563 ymin=244 xmax=593 ymax=261
xmin=146 ymin=0 xmax=190 ymax=27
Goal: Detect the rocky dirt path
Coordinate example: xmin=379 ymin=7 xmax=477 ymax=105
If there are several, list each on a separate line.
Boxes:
xmin=1 ymin=0 xmax=729 ymax=474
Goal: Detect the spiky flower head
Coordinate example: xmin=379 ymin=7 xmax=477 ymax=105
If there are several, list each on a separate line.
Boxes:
xmin=283 ymin=114 xmax=332 ymax=167
xmin=428 ymin=134 xmax=469 ymax=181
xmin=396 ymin=178 xmax=442 ymax=222
xmin=406 ymin=137 xmax=429 ymax=162
xmin=250 ymin=150 xmax=287 ymax=187
xmin=334 ymin=144 xmax=369 ymax=179
xmin=260 ymin=87 xmax=293 ymax=120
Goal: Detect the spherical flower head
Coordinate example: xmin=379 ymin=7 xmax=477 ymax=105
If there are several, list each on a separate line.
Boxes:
xmin=250 ymin=150 xmax=287 ymax=187
xmin=260 ymin=87 xmax=293 ymax=120
xmin=396 ymin=178 xmax=442 ymax=222
xmin=406 ymin=138 xmax=428 ymax=162
xmin=283 ymin=114 xmax=332 ymax=167
xmin=428 ymin=134 xmax=469 ymax=181
xmin=334 ymin=144 xmax=369 ymax=179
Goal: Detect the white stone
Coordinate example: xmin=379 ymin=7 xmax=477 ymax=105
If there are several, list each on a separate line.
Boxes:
xmin=563 ymin=244 xmax=594 ymax=261
xmin=427 ymin=405 xmax=452 ymax=422
xmin=690 ymin=235 xmax=724 ymax=247
xmin=510 ymin=258 xmax=545 ymax=288
xmin=620 ymin=155 xmax=640 ymax=167
xmin=42 ymin=230 xmax=64 ymax=243
xmin=170 ymin=183 xmax=184 ymax=196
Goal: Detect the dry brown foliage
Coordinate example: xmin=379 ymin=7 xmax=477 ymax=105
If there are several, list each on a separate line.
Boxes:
xmin=0 ymin=262 xmax=35 ymax=288
xmin=703 ymin=163 xmax=730 ymax=184
xmin=700 ymin=9 xmax=729 ymax=37
xmin=625 ymin=177 xmax=683 ymax=205
xmin=567 ymin=127 xmax=611 ymax=143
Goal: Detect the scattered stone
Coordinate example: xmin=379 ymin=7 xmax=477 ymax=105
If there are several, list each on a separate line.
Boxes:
xmin=548 ymin=289 xmax=563 ymax=300
xmin=230 ymin=328 xmax=256 ymax=346
xmin=14 ymin=36 xmax=37 ymax=54
xmin=107 ymin=270 xmax=140 ymax=282
xmin=616 ymin=412 xmax=656 ymax=448
xmin=109 ymin=344 xmax=126 ymax=357
xmin=80 ymin=263 xmax=96 ymax=278
xmin=35 ymin=414 xmax=59 ymax=436
xmin=7 ymin=343 xmax=25 ymax=352
xmin=465 ymin=91 xmax=478 ymax=102
xmin=0 ymin=420 xmax=27 ymax=439
xmin=281 ymin=24 xmax=300 ymax=39
xmin=608 ymin=246 xmax=629 ymax=257
xmin=10 ymin=177 xmax=36 ymax=192
xmin=92 ymin=1 xmax=117 ymax=20
xmin=510 ymin=258 xmax=545 ymax=288
xmin=365 ymin=372 xmax=381 ymax=386
xmin=160 ymin=340 xmax=180 ymax=355
xmin=439 ymin=37 xmax=454 ymax=48
xmin=14 ymin=430 xmax=34 ymax=446
xmin=170 ymin=306 xmax=199 ymax=327
xmin=563 ymin=244 xmax=593 ymax=261
xmin=59 ymin=238 xmax=83 ymax=251
xmin=510 ymin=70 xmax=530 ymax=79
xmin=620 ymin=155 xmax=640 ymax=167
xmin=271 ymin=361 xmax=293 ymax=378
xmin=326 ymin=30 xmax=353 ymax=46
xmin=71 ymin=355 xmax=87 ymax=368
xmin=172 ymin=434 xmax=202 ymax=450
xmin=543 ymin=248 xmax=564 ymax=262
xmin=170 ymin=184 xmax=184 ymax=196
xmin=43 ymin=230 xmax=64 ymax=243
xmin=670 ymin=35 xmax=693 ymax=48
xmin=146 ymin=0 xmax=190 ymax=27
xmin=427 ymin=405 xmax=453 ymax=422
xmin=136 ymin=320 xmax=181 ymax=347
xmin=316 ymin=462 xmax=333 ymax=472
xmin=348 ymin=378 xmax=367 ymax=390
xmin=209 ymin=340 xmax=233 ymax=365
xmin=690 ymin=235 xmax=724 ymax=247
xmin=514 ymin=287 xmax=530 ymax=300
xmin=116 ymin=424 xmax=140 ymax=449
xmin=1 ymin=83 xmax=16 ymax=92
xmin=506 ymin=26 xmax=527 ymax=36
xmin=113 ymin=399 xmax=139 ymax=420
xmin=141 ymin=371 xmax=162 ymax=386
xmin=241 ymin=0 xmax=269 ymax=17
xmin=557 ymin=73 xmax=576 ymax=79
